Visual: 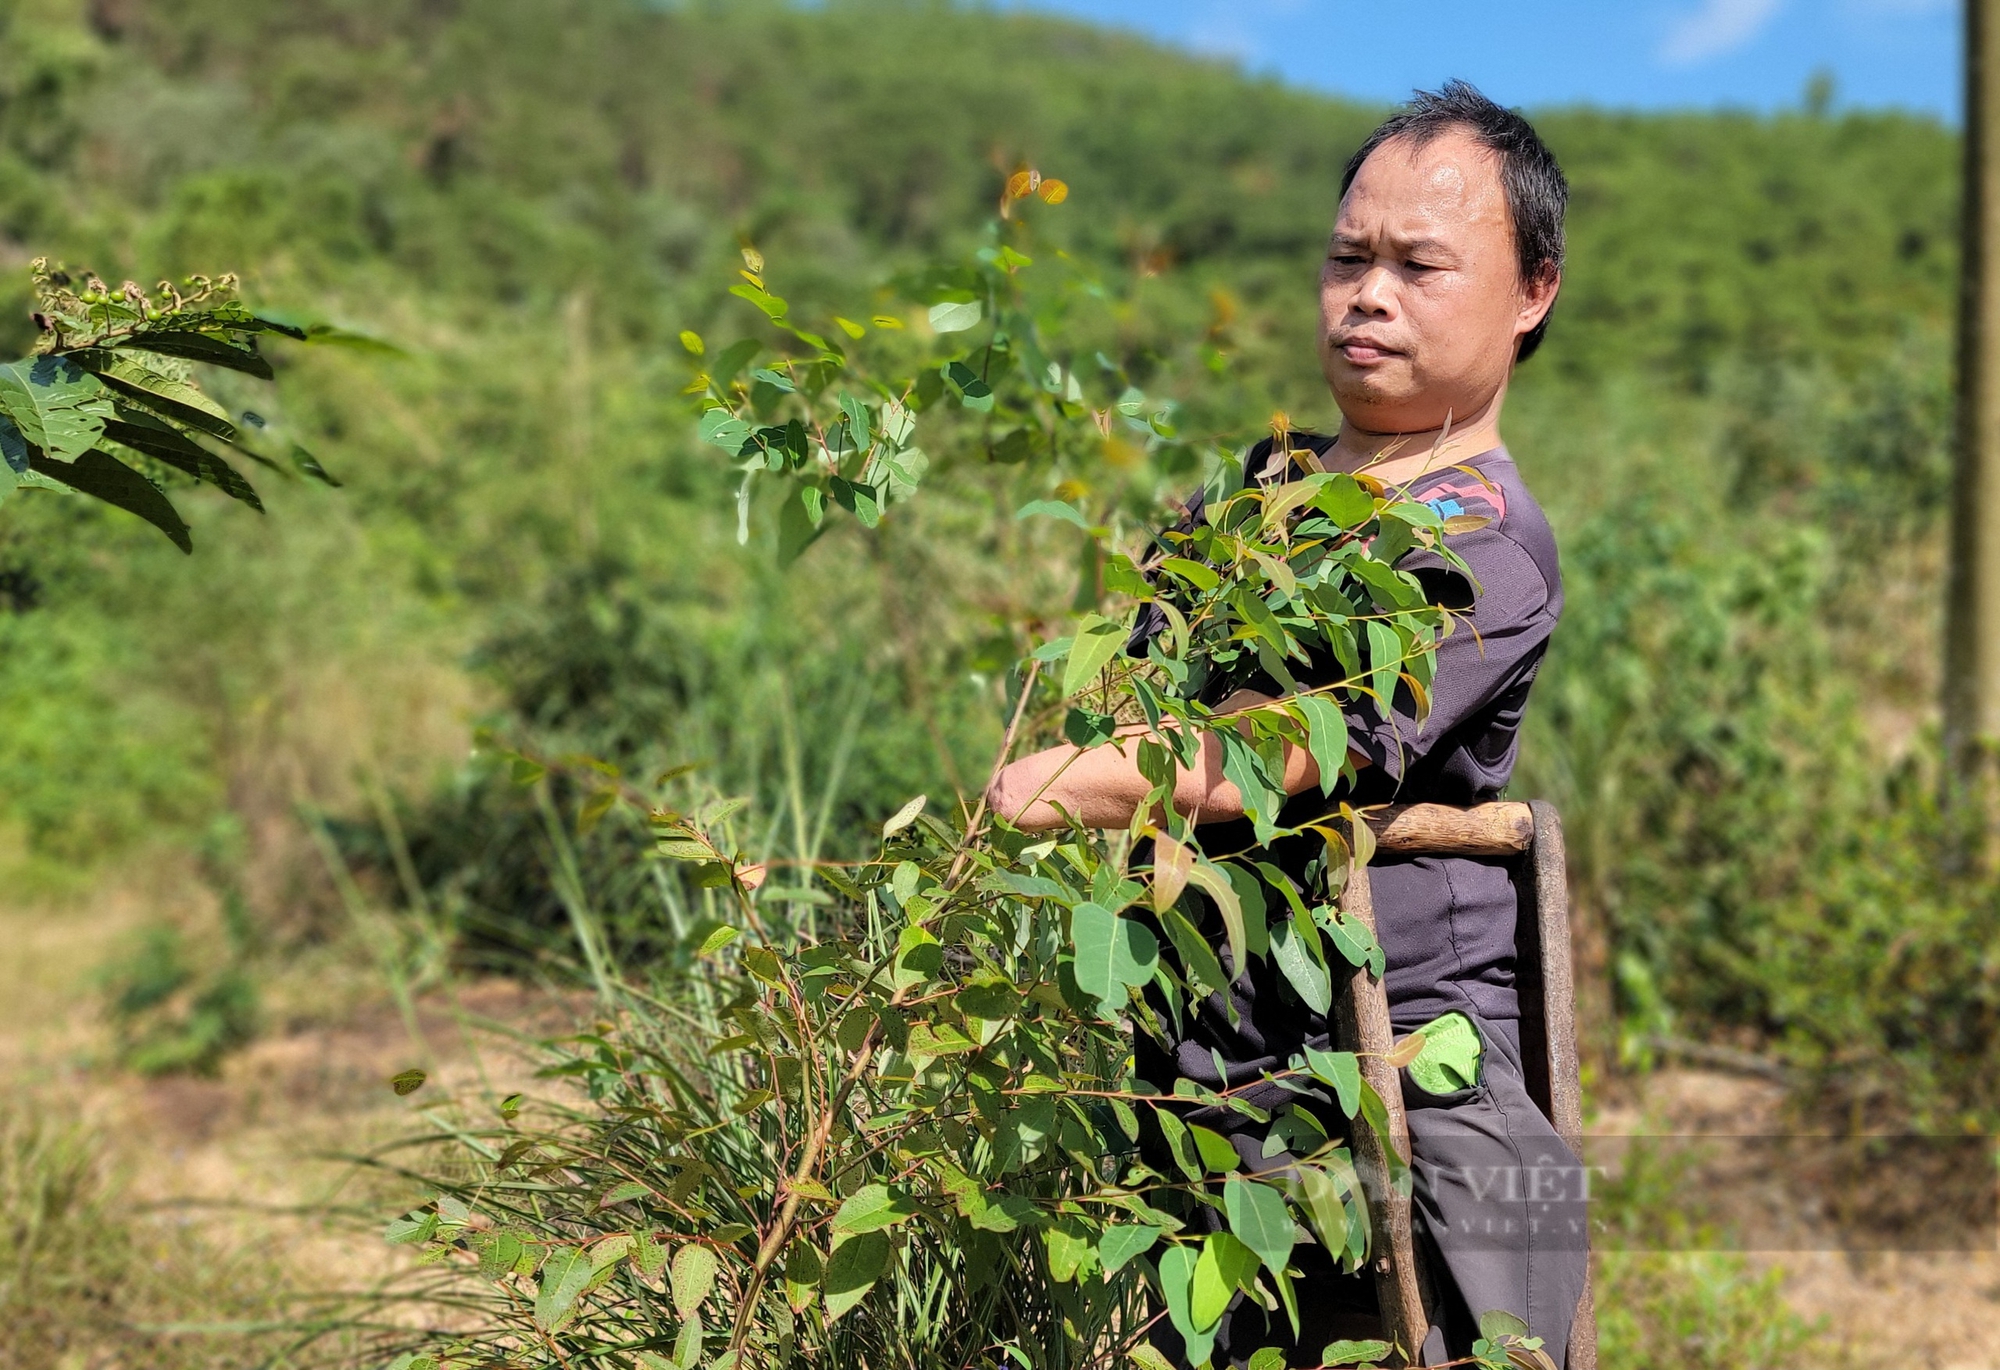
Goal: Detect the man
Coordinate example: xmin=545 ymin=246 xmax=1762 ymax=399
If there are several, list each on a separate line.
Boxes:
xmin=987 ymin=82 xmax=1586 ymax=1366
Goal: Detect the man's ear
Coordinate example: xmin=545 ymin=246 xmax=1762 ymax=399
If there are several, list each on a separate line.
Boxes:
xmin=1518 ymin=264 xmax=1561 ymax=337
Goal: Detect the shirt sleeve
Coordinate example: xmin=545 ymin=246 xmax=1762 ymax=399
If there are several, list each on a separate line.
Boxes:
xmin=1345 ymin=527 xmax=1557 ymax=780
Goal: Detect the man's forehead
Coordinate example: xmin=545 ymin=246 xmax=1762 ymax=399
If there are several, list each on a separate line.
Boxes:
xmin=1340 ymin=130 xmax=1506 ymax=221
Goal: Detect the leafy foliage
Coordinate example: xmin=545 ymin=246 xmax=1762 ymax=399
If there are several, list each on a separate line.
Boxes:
xmin=358 ymin=201 xmax=1482 ymax=1369
xmin=0 ymin=258 xmax=339 ymax=551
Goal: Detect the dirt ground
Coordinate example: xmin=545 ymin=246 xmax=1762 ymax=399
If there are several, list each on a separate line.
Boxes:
xmin=1591 ymin=1069 xmax=2000 ymax=1368
xmin=4 ymin=883 xmax=1997 ymax=1367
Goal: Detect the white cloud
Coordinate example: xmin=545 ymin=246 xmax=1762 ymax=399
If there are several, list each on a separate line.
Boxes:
xmin=1659 ymin=0 xmax=1788 ymax=66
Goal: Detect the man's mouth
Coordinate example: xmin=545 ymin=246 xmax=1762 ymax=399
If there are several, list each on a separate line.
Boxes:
xmin=1333 ymin=336 xmax=1403 ymax=365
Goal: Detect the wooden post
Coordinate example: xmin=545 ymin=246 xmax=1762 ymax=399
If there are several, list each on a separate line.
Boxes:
xmin=1947 ymin=0 xmax=2000 ymax=800
xmin=1332 ymin=857 xmax=1430 ymax=1364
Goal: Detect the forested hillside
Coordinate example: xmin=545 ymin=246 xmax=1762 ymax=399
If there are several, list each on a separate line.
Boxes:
xmin=0 ymin=0 xmax=1973 ymax=1126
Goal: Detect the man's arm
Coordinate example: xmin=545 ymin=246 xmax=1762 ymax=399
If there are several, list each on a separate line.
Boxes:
xmin=984 ymin=690 xmax=1366 ymax=832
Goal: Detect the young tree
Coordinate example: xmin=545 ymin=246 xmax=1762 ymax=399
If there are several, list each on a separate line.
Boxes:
xmin=359 ymin=180 xmax=1537 ymax=1370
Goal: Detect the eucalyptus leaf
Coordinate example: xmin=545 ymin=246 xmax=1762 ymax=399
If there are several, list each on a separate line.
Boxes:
xmin=821 ymin=1231 xmax=890 ymax=1322
xmin=1069 ymin=902 xmax=1159 ymax=1016
xmin=928 ymin=299 xmax=983 ymax=333
xmin=534 ymin=1247 xmax=595 ymax=1332
xmin=1062 ymin=613 xmax=1127 ymax=698
xmin=671 ymin=1243 xmax=718 ymax=1316
xmin=1223 ymin=1176 xmax=1295 ymax=1276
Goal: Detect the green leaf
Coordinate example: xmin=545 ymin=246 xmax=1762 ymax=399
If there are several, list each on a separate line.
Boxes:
xmin=993 ymin=1095 xmax=1058 ymax=1173
xmin=0 ymin=424 xmax=19 ymax=505
xmin=1319 ymin=907 xmax=1384 ymax=978
xmin=1246 ymin=1350 xmax=1286 ymax=1370
xmin=383 ymin=1209 xmax=437 ymax=1245
xmin=729 ymin=282 xmax=789 ymax=320
xmin=1159 ymin=555 xmax=1219 ymax=592
xmin=955 ymin=974 xmax=1021 ymax=1022
xmin=699 ymin=409 xmax=753 ymax=454
xmin=1159 ymin=903 xmax=1228 ymax=999
xmin=1190 ymin=1231 xmax=1257 ymax=1329
xmin=1269 ymin=909 xmax=1332 ymax=1014
xmin=1157 ymin=1108 xmax=1203 ymax=1182
xmin=821 ymin=1231 xmax=890 ymax=1322
xmin=104 ymin=413 xmax=262 ymax=510
xmin=0 ymin=356 xmax=113 ymax=464
xmin=1355 ymin=1081 xmax=1407 ymax=1184
xmin=671 ymin=1243 xmax=718 ymax=1316
xmin=693 ymin=924 xmax=739 ymax=957
xmin=31 ymin=449 xmax=191 ymax=553
xmin=1097 ymin=1223 xmax=1162 ymax=1273
xmin=1064 ymin=706 xmax=1117 ymax=747
xmin=1069 ymin=901 xmax=1160 ymax=1016
xmin=1183 ymin=862 xmax=1247 ymax=980
xmin=287 ymin=442 xmax=341 ymax=487
xmin=1217 ymin=729 xmax=1286 ymax=844
xmin=829 ymin=475 xmax=880 ymax=528
xmin=1016 ymin=498 xmax=1090 ymax=530
xmin=783 ymin=1239 xmax=822 ymax=1312
xmin=117 ymin=330 xmax=273 ymax=379
xmin=832 ymin=1183 xmax=918 ymax=1234
xmin=881 ymin=793 xmax=927 ymax=838
xmin=1223 ymin=1176 xmax=1295 ymax=1276
xmin=70 ymin=350 xmax=237 ymax=438
xmin=1294 ymin=695 xmax=1350 ymax=796
xmin=1190 ymin=1125 xmax=1241 ymax=1174
xmin=928 ymin=299 xmax=983 ymax=333
xmin=1478 ymin=1310 xmax=1530 ymax=1342
xmin=840 ymin=391 xmax=872 ymax=453
xmin=711 ymin=337 xmax=761 ymax=382
xmin=905 ymin=1020 xmax=978 ymax=1055
xmin=671 ymin=1308 xmax=704 ymax=1369
xmin=1045 ymin=1221 xmax=1098 ymax=1282
xmin=1062 ymin=613 xmax=1127 ymax=698
xmin=1303 ymin=1046 xmax=1362 ymax=1118
xmin=1365 ymin=620 xmax=1403 ymax=710
xmin=389 ymin=1068 xmax=427 ymax=1096
xmin=1313 ymin=473 xmax=1376 ymax=529
xmin=1322 ymin=1339 xmax=1394 ymax=1367
xmin=0 ymin=412 xmax=27 ymax=476
xmin=1129 ymin=1345 xmax=1179 ymax=1370
xmin=1158 ymin=1243 xmax=1218 ymax=1365
xmin=534 ymin=1247 xmax=595 ymax=1331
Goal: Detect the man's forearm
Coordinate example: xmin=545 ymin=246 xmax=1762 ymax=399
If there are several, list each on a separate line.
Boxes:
xmin=985 ymin=693 xmax=1341 ymax=833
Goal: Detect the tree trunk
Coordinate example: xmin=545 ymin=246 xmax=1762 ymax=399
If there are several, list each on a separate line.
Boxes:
xmin=1947 ymin=0 xmax=2000 ymax=817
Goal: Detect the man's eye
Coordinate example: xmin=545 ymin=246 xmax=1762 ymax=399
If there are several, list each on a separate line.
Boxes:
xmin=1331 ymin=255 xmax=1366 ymax=267
xmin=1407 ymin=260 xmax=1438 ymax=273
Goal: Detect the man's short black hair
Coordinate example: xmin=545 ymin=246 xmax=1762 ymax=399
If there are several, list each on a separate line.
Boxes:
xmin=1340 ymin=79 xmax=1569 ymax=363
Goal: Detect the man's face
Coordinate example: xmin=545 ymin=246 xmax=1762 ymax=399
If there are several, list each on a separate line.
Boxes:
xmin=1318 ymin=129 xmax=1555 ymax=435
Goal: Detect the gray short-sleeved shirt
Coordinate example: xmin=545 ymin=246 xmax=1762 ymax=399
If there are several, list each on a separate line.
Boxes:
xmin=1133 ymin=436 xmax=1563 ymax=1097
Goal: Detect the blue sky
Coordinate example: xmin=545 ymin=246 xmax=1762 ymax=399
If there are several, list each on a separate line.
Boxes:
xmin=998 ymin=0 xmax=1959 ymax=118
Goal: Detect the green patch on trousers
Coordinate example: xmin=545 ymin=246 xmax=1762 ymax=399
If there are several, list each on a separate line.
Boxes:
xmin=1406 ymin=1011 xmax=1482 ymax=1095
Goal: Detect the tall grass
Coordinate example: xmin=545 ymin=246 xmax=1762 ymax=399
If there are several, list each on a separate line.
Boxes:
xmin=0 ymin=1101 xmax=281 ymax=1368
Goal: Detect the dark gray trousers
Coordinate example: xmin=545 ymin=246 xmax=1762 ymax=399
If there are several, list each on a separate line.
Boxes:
xmin=1404 ymin=1014 xmax=1589 ymax=1366
xmin=1146 ymin=1013 xmax=1590 ymax=1368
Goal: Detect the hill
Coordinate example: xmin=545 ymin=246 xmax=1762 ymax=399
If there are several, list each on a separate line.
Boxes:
xmin=0 ymin=0 xmax=1978 ymax=1123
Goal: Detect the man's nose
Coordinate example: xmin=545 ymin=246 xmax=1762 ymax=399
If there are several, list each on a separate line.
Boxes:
xmin=1351 ymin=265 xmax=1397 ymax=318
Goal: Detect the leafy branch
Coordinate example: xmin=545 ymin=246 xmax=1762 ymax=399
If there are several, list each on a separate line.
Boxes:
xmin=362 ymin=173 xmax=1484 ymax=1370
xmin=0 ymin=258 xmax=349 ymax=551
